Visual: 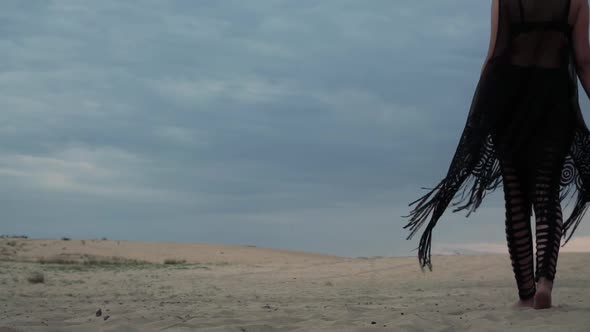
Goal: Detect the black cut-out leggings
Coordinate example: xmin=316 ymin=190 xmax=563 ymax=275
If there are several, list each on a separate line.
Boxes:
xmin=499 ymin=145 xmax=566 ymax=300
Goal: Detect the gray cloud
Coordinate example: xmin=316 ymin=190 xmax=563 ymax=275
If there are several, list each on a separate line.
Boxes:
xmin=2 ymin=0 xmax=588 ymax=256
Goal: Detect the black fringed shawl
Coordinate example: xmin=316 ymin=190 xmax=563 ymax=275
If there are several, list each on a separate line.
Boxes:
xmin=402 ymin=0 xmax=590 ymax=271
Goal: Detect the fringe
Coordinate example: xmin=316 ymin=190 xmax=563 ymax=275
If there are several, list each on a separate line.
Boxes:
xmin=402 ymin=179 xmax=447 ymax=271
xmin=561 ymin=126 xmax=590 ymax=244
xmin=402 ymin=134 xmax=500 ymax=271
xmin=452 ymin=151 xmax=502 ymax=216
xmin=404 ymin=157 xmax=590 ymax=272
xmin=562 ymin=189 xmax=590 ymax=244
xmin=404 ymin=119 xmax=590 ymax=271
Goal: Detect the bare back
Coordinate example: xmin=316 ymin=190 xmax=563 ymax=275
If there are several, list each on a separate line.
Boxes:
xmin=490 ymin=0 xmax=573 ymax=68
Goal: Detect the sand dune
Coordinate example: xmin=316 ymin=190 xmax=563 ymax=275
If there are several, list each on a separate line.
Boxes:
xmin=1 ymin=238 xmax=590 ymax=331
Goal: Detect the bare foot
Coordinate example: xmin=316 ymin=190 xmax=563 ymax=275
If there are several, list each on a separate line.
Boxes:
xmin=534 ymin=278 xmax=553 ymax=309
xmin=513 ymin=298 xmax=534 ymax=308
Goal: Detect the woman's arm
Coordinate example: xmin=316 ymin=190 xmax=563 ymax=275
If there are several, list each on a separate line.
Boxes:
xmin=481 ymin=0 xmax=499 ymax=76
xmin=573 ymin=0 xmax=590 ymax=98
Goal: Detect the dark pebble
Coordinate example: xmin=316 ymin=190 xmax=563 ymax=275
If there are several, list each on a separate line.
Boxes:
xmin=401 ymin=312 xmax=405 ymax=315
xmin=104 ymin=315 xmax=110 ymax=321
xmin=371 ymin=321 xmax=376 ymax=325
xmin=96 ymin=309 xmax=102 ymax=317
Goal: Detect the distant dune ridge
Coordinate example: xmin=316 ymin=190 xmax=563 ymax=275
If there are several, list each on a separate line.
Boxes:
xmin=0 ymin=238 xmax=343 ymax=266
xmin=1 ymin=238 xmax=590 ymax=331
xmin=435 ymin=236 xmax=590 ymax=255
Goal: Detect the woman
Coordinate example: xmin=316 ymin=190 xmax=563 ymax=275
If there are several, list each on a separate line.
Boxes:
xmin=403 ymin=0 xmax=590 ymax=309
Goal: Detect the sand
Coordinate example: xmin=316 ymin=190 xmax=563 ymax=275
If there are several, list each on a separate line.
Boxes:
xmin=1 ymin=238 xmax=589 ymax=331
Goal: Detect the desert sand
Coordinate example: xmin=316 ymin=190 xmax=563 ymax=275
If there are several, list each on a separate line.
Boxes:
xmin=1 ymin=238 xmax=589 ymax=332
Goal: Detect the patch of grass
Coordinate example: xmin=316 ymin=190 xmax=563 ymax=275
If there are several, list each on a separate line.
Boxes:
xmin=38 ymin=255 xmax=153 ymax=269
xmin=163 ymin=261 xmax=229 ymax=269
xmin=6 ymin=255 xmax=230 ymax=272
xmin=0 ymin=235 xmax=28 ymax=239
xmin=38 ymin=257 xmax=78 ymax=264
xmin=27 ymin=271 xmax=45 ymax=284
xmin=61 ymin=279 xmax=86 ymax=285
xmin=205 ymin=261 xmax=230 ymax=266
xmin=85 ymin=256 xmax=149 ymax=266
xmin=165 ymin=264 xmax=209 ymax=270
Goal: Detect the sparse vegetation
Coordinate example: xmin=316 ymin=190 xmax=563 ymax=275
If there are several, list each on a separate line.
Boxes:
xmin=38 ymin=255 xmax=151 ymax=266
xmin=87 ymin=256 xmax=149 ymax=266
xmin=2 ymin=254 xmax=228 ymax=270
xmin=6 ymin=241 xmax=16 ymax=247
xmin=61 ymin=279 xmax=86 ymax=285
xmin=207 ymin=261 xmax=230 ymax=266
xmin=38 ymin=257 xmax=78 ymax=265
xmin=0 ymin=235 xmax=28 ymax=239
xmin=27 ymin=271 xmax=45 ymax=284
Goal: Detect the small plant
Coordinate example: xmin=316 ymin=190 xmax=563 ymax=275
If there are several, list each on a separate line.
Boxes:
xmin=6 ymin=241 xmax=16 ymax=247
xmin=27 ymin=272 xmax=45 ymax=284
xmin=101 ymin=237 xmax=108 ymax=241
xmin=61 ymin=237 xmax=71 ymax=241
xmin=164 ymin=258 xmax=187 ymax=265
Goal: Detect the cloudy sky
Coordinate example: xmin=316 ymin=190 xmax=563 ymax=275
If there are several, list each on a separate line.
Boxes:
xmin=2 ymin=0 xmax=590 ymax=257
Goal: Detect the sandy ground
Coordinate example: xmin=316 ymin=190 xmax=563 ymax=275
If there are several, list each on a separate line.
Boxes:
xmin=1 ymin=238 xmax=589 ymax=332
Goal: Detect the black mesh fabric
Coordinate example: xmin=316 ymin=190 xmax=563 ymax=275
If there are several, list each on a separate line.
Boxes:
xmin=403 ymin=0 xmax=590 ymax=271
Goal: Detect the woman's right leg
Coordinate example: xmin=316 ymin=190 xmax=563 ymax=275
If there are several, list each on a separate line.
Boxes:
xmin=531 ymin=145 xmax=567 ymax=309
xmin=500 ymin=157 xmax=536 ymax=306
